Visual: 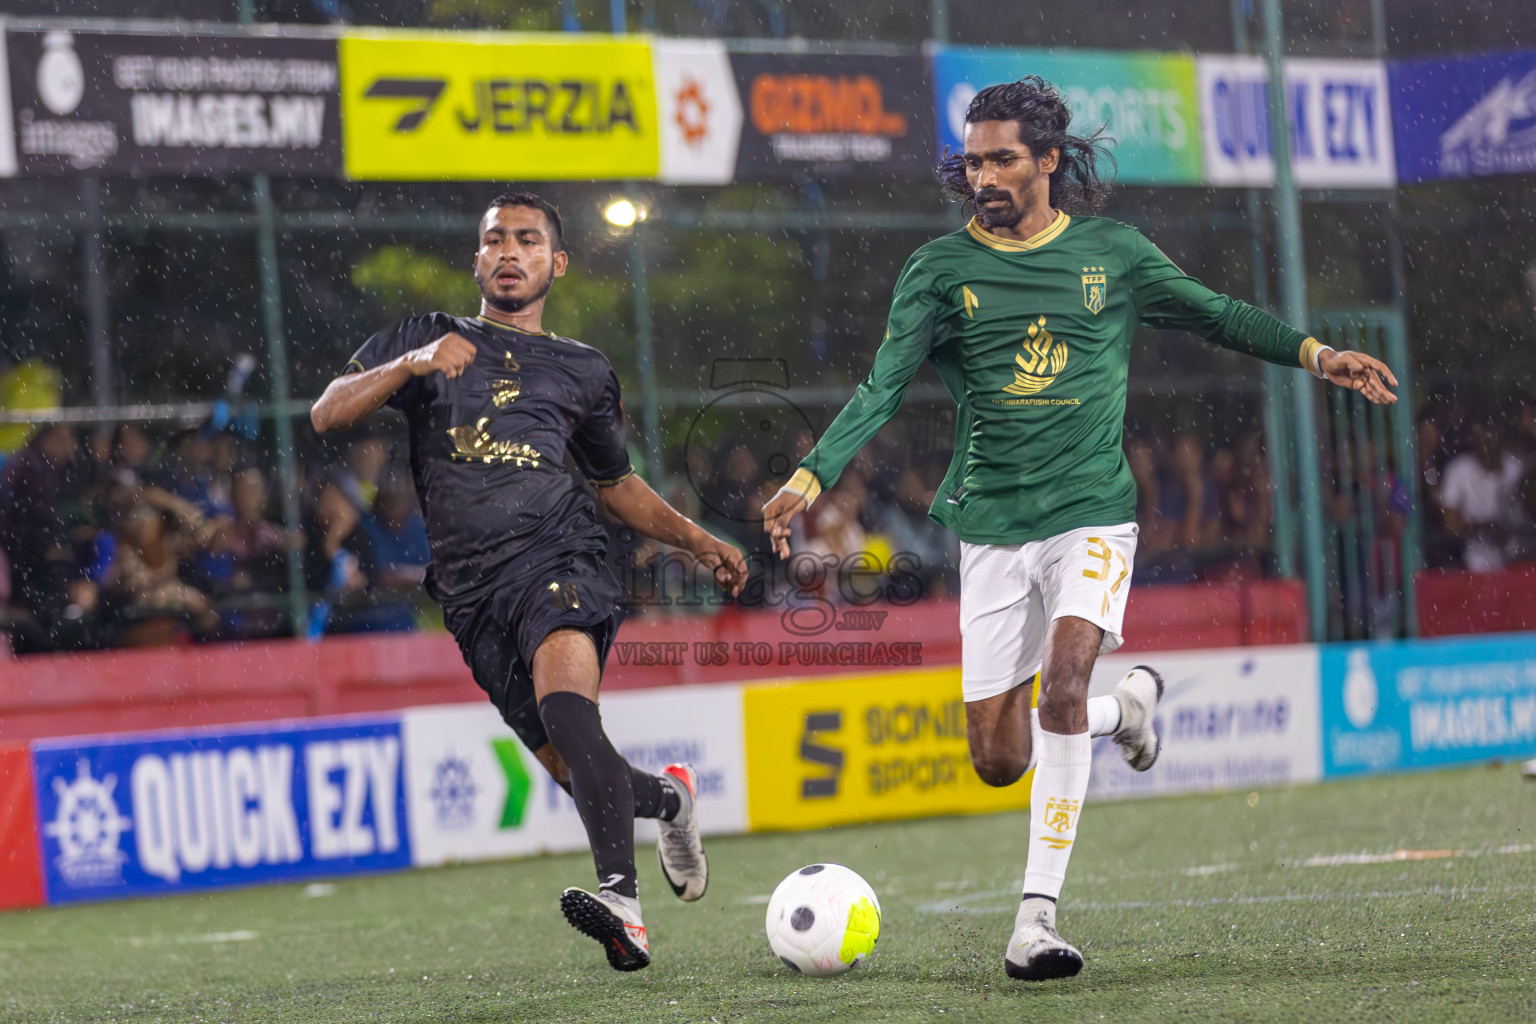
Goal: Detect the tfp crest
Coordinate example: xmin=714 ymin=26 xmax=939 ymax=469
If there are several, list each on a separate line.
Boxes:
xmin=1082 ymin=267 xmax=1107 ymax=315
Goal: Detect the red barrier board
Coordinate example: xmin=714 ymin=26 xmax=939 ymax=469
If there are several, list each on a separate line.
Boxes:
xmin=1416 ymin=567 xmax=1536 ymax=637
xmin=0 ymin=743 xmax=44 ymax=909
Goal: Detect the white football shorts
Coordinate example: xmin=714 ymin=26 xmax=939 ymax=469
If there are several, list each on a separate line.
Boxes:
xmin=959 ymin=523 xmax=1138 ymax=703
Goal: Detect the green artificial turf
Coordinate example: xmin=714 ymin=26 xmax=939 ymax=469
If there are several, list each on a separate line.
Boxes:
xmin=2 ymin=762 xmax=1534 ymax=1023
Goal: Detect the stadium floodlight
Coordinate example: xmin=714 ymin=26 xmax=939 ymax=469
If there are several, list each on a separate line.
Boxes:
xmin=603 ymin=198 xmax=644 ymax=228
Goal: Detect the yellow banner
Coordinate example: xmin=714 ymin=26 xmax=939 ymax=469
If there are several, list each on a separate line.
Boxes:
xmin=339 ymin=32 xmax=658 ymax=181
xmin=743 ymin=668 xmax=1034 ymax=831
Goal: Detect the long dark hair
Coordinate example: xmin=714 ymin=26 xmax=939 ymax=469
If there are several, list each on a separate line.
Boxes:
xmin=938 ymin=76 xmax=1116 ymax=215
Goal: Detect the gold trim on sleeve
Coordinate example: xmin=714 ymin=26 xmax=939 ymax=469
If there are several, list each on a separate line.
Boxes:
xmin=590 ymin=466 xmax=636 ymax=488
xmin=1299 ymin=337 xmax=1329 ymax=377
xmin=964 ymin=211 xmax=1071 ymax=253
xmin=786 ymin=467 xmax=823 ymax=506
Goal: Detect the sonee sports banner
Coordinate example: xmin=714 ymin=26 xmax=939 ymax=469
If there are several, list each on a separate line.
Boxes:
xmin=338 ymin=31 xmax=658 ymax=181
xmin=4 ymin=28 xmax=340 ymax=177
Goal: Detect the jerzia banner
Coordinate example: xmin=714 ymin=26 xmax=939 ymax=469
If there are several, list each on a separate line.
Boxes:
xmin=4 ymin=29 xmax=341 ymax=177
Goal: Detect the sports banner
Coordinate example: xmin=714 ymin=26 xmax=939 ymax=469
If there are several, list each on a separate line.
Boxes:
xmin=1321 ymin=635 xmax=1536 ymax=778
xmin=931 ymin=47 xmax=1203 ymax=185
xmin=0 ymin=743 xmax=44 ymax=909
xmin=31 ymin=717 xmax=411 ymax=904
xmin=401 ymin=686 xmax=747 ymax=867
xmin=1085 ymin=646 xmax=1322 ymax=800
xmin=338 ymin=31 xmax=658 ymax=181
xmin=743 ymin=668 xmax=1033 ymax=831
xmin=1196 ymin=56 xmax=1395 ymax=188
xmin=4 ymin=29 xmax=340 ymax=177
xmin=729 ymin=53 xmax=933 ymax=180
xmin=1390 ymin=49 xmax=1536 ymax=184
xmin=654 ymin=38 xmax=741 ymax=185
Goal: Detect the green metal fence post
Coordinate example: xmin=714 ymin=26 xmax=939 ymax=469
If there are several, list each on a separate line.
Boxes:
xmin=252 ymin=173 xmax=308 ymax=636
xmin=1259 ymin=0 xmax=1328 ymax=642
xmin=628 ymin=225 xmax=663 ymax=483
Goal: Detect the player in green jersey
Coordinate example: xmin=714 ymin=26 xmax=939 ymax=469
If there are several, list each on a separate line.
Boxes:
xmin=762 ymin=77 xmax=1398 ymax=981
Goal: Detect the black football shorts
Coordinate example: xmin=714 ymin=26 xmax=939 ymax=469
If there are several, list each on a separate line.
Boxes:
xmin=441 ymin=549 xmax=627 ymax=752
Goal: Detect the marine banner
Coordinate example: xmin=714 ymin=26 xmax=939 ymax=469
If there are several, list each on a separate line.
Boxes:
xmin=4 ymin=28 xmax=340 ymax=177
xmin=729 ymin=53 xmax=933 ymax=180
xmin=931 ymin=46 xmax=1203 ymax=185
xmin=401 ymin=686 xmax=747 ymax=867
xmin=32 ymin=717 xmax=411 ymax=904
xmin=1085 ymin=646 xmax=1322 ymax=800
xmin=1196 ymin=56 xmax=1395 ymax=188
xmin=338 ymin=31 xmax=658 ymax=181
xmin=1390 ymin=49 xmax=1536 ymax=184
xmin=742 ymin=668 xmax=1033 ymax=831
xmin=1321 ymin=635 xmax=1536 ymax=778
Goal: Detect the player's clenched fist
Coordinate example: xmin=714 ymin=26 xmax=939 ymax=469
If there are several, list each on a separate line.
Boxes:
xmin=402 ymin=332 xmax=478 ymax=379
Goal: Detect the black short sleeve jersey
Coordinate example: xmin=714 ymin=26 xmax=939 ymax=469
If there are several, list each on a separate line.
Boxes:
xmin=345 ymin=312 xmax=635 ymax=604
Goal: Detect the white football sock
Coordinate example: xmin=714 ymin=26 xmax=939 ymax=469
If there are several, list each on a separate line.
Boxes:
xmin=1025 ymin=698 xmax=1120 ymax=771
xmin=1086 ymin=694 xmax=1122 ymax=737
xmin=1022 ymin=730 xmax=1092 ymax=900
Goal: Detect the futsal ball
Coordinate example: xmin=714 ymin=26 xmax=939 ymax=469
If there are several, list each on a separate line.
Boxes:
xmin=765 ymin=863 xmax=882 ymax=976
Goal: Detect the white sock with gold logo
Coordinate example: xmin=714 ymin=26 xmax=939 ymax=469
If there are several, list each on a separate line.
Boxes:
xmin=1025 ymin=699 xmax=1119 ymax=771
xmin=1022 ymin=729 xmax=1093 ymax=900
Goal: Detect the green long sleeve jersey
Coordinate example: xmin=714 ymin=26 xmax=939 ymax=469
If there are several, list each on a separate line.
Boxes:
xmin=793 ymin=212 xmax=1324 ymax=545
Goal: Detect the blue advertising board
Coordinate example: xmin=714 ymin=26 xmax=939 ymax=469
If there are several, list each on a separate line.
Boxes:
xmin=1390 ymin=49 xmax=1536 ymax=184
xmin=1321 ymin=635 xmax=1536 ymax=778
xmin=32 ymin=717 xmax=410 ymax=904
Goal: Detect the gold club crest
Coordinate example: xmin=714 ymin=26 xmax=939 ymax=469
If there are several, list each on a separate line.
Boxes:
xmin=1004 ymin=315 xmax=1069 ymax=396
xmin=1042 ymin=796 xmax=1080 ymax=833
xmin=1082 ymin=266 xmax=1107 ymax=315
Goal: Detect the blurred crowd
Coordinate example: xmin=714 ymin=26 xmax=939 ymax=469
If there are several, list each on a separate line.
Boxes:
xmin=1418 ymin=393 xmax=1536 ymax=572
xmin=0 ymin=423 xmax=432 ymax=653
xmin=3 ymin=392 xmax=1533 ymax=653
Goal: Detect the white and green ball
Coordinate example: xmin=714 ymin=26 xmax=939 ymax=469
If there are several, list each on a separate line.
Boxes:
xmin=765 ymin=863 xmax=882 ymax=976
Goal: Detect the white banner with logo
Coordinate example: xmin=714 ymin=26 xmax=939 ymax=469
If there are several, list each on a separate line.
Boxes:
xmin=1085 ymin=645 xmax=1322 ymax=800
xmin=653 ymin=38 xmax=742 ymax=185
xmin=1197 ymin=55 xmax=1396 ymax=188
xmin=401 ymin=685 xmax=747 ymax=868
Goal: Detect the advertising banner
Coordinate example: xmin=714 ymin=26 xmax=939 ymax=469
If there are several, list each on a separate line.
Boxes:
xmin=1322 ymin=636 xmax=1536 ymax=778
xmin=4 ymin=29 xmax=339 ymax=177
xmin=1390 ymin=50 xmax=1536 ymax=184
xmin=0 ymin=743 xmax=44 ymax=909
xmin=338 ymin=31 xmax=658 ymax=181
xmin=0 ymin=25 xmax=15 ymax=178
xmin=931 ymin=47 xmax=1202 ymax=185
xmin=654 ymin=38 xmax=741 ymax=185
xmin=1085 ymin=646 xmax=1321 ymax=800
xmin=729 ymin=53 xmax=933 ymax=180
xmin=402 ymin=686 xmax=747 ymax=867
xmin=1196 ymin=56 xmax=1395 ymax=188
xmin=32 ymin=717 xmax=410 ymax=905
xmin=743 ymin=668 xmax=1034 ymax=831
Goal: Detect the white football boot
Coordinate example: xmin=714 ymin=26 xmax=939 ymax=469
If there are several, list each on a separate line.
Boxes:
xmin=1004 ymin=896 xmax=1083 ymax=981
xmin=560 ymin=887 xmax=650 ymax=972
xmin=656 ymin=763 xmax=708 ymax=902
xmin=1112 ymin=665 xmax=1165 ymax=772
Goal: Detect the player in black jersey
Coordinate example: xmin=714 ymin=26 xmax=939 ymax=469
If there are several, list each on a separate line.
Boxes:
xmin=311 ymin=191 xmax=747 ymax=972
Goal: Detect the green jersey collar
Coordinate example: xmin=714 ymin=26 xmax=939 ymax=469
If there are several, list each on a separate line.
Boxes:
xmin=965 ymin=211 xmax=1071 ymax=253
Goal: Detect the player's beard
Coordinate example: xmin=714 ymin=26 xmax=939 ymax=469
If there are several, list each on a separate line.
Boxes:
xmin=477 ymin=265 xmax=555 ymax=315
xmin=973 ymin=187 xmax=1025 ymax=230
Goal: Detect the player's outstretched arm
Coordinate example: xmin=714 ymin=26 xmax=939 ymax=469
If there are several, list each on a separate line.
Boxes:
xmin=597 ymin=474 xmax=748 ymax=596
xmin=1318 ymin=349 xmax=1398 ymax=405
xmin=762 ymin=470 xmax=819 ymax=560
xmin=310 ymin=332 xmax=476 ymax=433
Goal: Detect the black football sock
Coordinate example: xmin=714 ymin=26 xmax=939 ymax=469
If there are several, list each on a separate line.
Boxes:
xmin=538 ymin=692 xmax=638 ymax=899
xmin=553 ymin=768 xmax=680 ymax=821
xmin=632 ymin=769 xmax=682 ymax=822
